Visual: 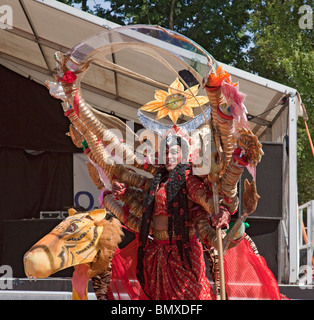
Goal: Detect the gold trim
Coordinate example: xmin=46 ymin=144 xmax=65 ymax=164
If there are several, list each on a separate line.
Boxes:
xmin=153 ymin=228 xmax=196 ymax=241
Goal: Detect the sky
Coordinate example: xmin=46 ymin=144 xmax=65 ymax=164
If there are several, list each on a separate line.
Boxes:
xmin=71 ymin=0 xmax=111 ymax=11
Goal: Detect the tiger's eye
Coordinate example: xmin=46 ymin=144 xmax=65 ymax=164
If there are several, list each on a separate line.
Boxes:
xmin=65 ymin=224 xmax=77 ymax=233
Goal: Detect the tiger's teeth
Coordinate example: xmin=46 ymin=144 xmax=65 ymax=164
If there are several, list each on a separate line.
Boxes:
xmin=27 ymin=273 xmax=33 ymax=282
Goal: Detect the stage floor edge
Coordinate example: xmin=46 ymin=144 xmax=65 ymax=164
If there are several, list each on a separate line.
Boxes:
xmin=0 ymin=278 xmax=313 ymax=300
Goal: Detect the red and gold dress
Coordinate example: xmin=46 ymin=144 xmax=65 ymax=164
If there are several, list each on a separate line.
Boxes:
xmin=142 ymin=174 xmax=217 ymax=300
xmin=104 ymin=169 xmax=284 ymax=301
xmin=104 ymin=170 xmax=221 ymax=300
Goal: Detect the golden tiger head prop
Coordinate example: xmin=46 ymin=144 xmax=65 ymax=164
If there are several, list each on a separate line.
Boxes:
xmin=23 ymin=209 xmax=123 ymax=280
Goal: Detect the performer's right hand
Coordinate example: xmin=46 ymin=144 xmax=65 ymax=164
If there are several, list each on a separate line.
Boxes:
xmin=112 ymin=181 xmax=127 ymax=197
xmin=211 ymin=206 xmax=231 ymax=229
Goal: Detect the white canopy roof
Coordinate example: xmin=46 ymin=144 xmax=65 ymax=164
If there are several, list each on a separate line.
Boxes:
xmin=0 ymin=0 xmax=305 ymax=142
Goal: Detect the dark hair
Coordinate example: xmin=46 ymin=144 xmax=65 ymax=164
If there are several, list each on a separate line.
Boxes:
xmin=137 ymin=136 xmax=192 ymax=286
xmin=159 ymin=135 xmax=189 ymax=164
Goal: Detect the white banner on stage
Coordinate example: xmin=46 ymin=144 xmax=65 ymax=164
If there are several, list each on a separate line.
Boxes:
xmin=73 ymin=153 xmax=102 ymax=211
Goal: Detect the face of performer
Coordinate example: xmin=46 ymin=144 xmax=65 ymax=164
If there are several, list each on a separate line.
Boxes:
xmin=164 ymin=144 xmax=183 ymax=172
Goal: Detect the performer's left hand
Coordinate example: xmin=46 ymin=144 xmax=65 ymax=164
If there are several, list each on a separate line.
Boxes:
xmin=211 ymin=207 xmax=230 ymax=229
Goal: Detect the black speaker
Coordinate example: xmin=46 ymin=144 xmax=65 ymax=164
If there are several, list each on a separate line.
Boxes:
xmin=238 ymin=142 xmax=284 ymax=280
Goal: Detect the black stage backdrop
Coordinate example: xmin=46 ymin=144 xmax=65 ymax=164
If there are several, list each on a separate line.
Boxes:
xmin=0 ymin=64 xmax=80 ymax=267
xmin=0 ymin=64 xmax=80 ymax=153
xmin=0 ymin=64 xmax=80 ymax=220
xmin=0 ymin=147 xmax=73 ymax=220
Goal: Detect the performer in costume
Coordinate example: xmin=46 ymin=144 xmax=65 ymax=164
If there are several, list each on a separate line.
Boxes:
xmin=108 ymin=133 xmax=247 ymax=300
xmin=25 ymin=25 xmax=286 ymax=300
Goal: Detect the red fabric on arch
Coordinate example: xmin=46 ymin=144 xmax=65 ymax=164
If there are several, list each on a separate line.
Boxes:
xmin=224 ymin=237 xmax=282 ymax=300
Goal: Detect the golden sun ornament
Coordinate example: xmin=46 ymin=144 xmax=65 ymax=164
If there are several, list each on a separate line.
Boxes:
xmin=140 ymin=78 xmax=209 ymax=124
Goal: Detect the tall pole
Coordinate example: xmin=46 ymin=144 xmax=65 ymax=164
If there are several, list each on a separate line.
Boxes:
xmin=209 ymin=129 xmax=226 ymax=300
xmin=212 ymin=181 xmax=226 ymax=300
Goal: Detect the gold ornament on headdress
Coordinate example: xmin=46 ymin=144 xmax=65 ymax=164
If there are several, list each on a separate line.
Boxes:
xmin=140 ymin=78 xmax=209 ymax=124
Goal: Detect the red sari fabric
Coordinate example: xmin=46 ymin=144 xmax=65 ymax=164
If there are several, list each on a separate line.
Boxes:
xmin=107 ymin=232 xmax=149 ymax=300
xmin=143 ymin=238 xmax=216 ymax=300
xmin=107 ymin=235 xmax=286 ymax=300
xmin=224 ymin=237 xmax=282 ymax=300
xmin=104 ymin=171 xmax=284 ymax=300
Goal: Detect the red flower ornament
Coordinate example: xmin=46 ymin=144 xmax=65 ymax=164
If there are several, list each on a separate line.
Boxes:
xmin=60 ymin=71 xmax=77 ymax=84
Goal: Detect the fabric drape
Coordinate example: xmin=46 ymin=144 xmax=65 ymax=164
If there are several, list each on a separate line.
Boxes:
xmin=0 ymin=146 xmax=73 ymax=220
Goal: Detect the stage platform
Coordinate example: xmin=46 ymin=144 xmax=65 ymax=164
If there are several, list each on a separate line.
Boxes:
xmin=0 ymin=278 xmax=313 ymax=300
xmin=0 ymin=278 xmax=96 ymax=300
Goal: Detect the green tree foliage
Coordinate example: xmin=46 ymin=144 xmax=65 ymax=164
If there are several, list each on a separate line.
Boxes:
xmin=91 ymin=0 xmax=253 ymax=67
xmin=245 ymin=0 xmax=313 ymax=205
xmin=57 ymin=0 xmax=313 ymax=204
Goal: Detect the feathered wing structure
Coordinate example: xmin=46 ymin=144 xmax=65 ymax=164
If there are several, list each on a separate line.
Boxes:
xmin=46 ymin=42 xmax=264 ymax=238
xmin=43 ymin=25 xmax=270 ymax=301
xmin=202 ymin=66 xmax=265 ymax=262
xmin=203 ymin=65 xmax=264 ymax=215
xmin=45 ymin=49 xmax=210 ymax=234
xmin=45 ymin=51 xmax=157 ymax=231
